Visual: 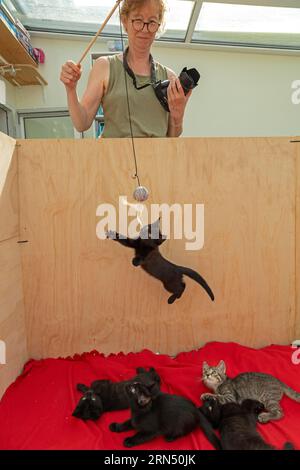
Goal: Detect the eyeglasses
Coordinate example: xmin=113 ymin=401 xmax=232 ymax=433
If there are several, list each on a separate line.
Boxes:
xmin=131 ymin=19 xmax=160 ymax=33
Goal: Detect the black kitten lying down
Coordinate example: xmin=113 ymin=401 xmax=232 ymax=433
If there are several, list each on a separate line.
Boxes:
xmin=201 ymin=397 xmax=294 ymax=450
xmin=109 ymin=379 xmax=221 ymax=449
xmin=72 ymin=367 xmax=161 ymax=421
xmin=106 ymin=220 xmax=214 ymax=304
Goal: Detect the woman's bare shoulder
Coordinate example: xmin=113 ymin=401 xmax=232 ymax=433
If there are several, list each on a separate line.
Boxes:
xmin=92 ymin=56 xmax=112 ymax=92
xmin=95 ymin=54 xmax=123 ymax=66
xmin=94 ymin=55 xmax=110 ymax=73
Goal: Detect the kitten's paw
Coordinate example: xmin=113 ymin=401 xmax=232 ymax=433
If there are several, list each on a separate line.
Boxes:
xmin=258 ymin=413 xmax=271 ymax=424
xmin=106 ymin=230 xmax=117 ymax=239
xmin=168 ymin=295 xmax=177 ymax=304
xmin=124 ymin=437 xmax=135 ymax=448
xmin=201 ymin=393 xmax=216 ymax=401
xmin=109 ymin=422 xmax=119 ymax=432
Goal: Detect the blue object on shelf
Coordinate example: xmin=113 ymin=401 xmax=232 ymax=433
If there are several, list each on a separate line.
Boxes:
xmin=0 ymin=10 xmax=17 ymax=36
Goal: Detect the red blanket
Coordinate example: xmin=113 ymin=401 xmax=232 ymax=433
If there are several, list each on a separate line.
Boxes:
xmin=0 ymin=342 xmax=299 ymax=450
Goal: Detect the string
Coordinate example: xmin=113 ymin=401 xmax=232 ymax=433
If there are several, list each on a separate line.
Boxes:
xmin=118 ymin=4 xmax=141 ymax=187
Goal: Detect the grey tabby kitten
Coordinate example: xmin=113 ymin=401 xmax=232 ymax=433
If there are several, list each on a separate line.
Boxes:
xmin=201 ymin=360 xmax=300 ymax=423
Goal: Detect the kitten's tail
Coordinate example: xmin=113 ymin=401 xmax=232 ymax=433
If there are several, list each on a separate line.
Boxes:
xmin=197 ymin=409 xmax=221 ymax=450
xmin=281 ymin=382 xmax=300 ymax=402
xmin=179 ymin=267 xmax=215 ymax=301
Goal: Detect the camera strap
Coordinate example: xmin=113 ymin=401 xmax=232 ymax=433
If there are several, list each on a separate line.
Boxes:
xmin=123 ymin=46 xmax=157 ymax=90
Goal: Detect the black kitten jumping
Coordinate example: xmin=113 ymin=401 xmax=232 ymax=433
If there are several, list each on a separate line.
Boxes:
xmin=109 ymin=377 xmax=220 ymax=449
xmin=106 ymin=220 xmax=214 ymax=304
xmin=72 ymin=367 xmax=160 ymax=421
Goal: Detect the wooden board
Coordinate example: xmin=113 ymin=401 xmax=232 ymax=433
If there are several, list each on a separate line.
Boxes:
xmin=0 ymin=132 xmax=27 ymax=398
xmin=1 ymin=65 xmax=48 ymax=87
xmin=0 ymin=132 xmax=18 ymax=241
xmin=296 ymin=139 xmax=300 ymax=340
xmin=0 ymin=237 xmax=28 ymax=399
xmin=18 ymin=137 xmax=296 ymax=358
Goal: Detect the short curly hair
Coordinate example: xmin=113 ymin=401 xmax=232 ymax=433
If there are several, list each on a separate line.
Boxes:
xmin=120 ymin=0 xmax=167 ymax=23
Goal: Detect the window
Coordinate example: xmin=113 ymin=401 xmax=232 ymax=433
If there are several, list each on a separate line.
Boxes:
xmin=193 ymin=2 xmax=300 ymax=49
xmin=6 ymin=0 xmax=195 ymax=41
xmin=4 ymin=0 xmax=300 ymax=51
xmin=19 ymin=110 xmax=76 ymax=139
xmin=0 ymin=104 xmax=14 ymax=137
xmin=0 ymin=106 xmax=9 ymax=134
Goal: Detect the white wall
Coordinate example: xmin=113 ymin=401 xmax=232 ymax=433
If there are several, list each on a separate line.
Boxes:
xmin=0 ymin=78 xmax=16 ymax=109
xmin=0 ymin=78 xmax=17 ymax=136
xmin=14 ymin=35 xmax=300 ymax=137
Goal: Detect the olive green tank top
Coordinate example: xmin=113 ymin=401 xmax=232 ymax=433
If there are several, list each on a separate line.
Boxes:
xmin=101 ymin=54 xmax=169 ymax=138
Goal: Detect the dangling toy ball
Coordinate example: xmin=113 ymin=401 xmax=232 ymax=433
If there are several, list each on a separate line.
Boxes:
xmin=133 ymin=186 xmax=149 ymax=202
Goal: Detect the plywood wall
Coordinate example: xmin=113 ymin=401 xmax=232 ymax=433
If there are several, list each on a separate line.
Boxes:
xmin=17 ymin=137 xmax=297 ymax=358
xmin=0 ymin=132 xmax=28 ymax=399
xmin=296 ymin=140 xmax=300 ymax=340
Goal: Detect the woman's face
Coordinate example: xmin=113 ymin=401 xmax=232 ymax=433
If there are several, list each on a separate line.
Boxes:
xmin=123 ymin=0 xmax=161 ymax=51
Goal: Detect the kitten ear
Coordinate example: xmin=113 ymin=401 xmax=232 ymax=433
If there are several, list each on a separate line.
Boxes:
xmin=217 ymin=360 xmax=226 ymax=374
xmin=149 ymin=367 xmax=161 ymax=384
xmin=202 ymin=361 xmax=209 ymax=372
xmin=136 ymin=367 xmax=146 ymax=374
xmin=76 ymin=383 xmax=89 ymax=394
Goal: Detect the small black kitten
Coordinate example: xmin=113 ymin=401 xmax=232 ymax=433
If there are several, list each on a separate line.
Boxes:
xmin=72 ymin=367 xmax=161 ymax=421
xmin=73 ymin=382 xmax=104 ymax=420
xmin=106 ymin=219 xmax=214 ymax=304
xmin=201 ymin=397 xmax=294 ymax=450
xmin=109 ymin=379 xmax=220 ymax=449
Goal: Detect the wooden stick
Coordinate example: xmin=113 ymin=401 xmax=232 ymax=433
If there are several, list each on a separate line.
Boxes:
xmin=77 ymin=0 xmax=123 ymax=65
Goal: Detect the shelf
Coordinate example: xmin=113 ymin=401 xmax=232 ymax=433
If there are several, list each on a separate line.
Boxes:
xmin=0 ymin=64 xmax=48 ymax=86
xmin=0 ymin=14 xmax=47 ymax=87
xmin=0 ymin=15 xmax=37 ymax=66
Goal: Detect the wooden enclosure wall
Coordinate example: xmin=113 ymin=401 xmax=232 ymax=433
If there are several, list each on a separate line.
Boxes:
xmin=17 ymin=137 xmax=298 ymax=358
xmin=0 ymin=132 xmax=28 ymax=398
xmin=296 ymin=140 xmax=300 ymax=340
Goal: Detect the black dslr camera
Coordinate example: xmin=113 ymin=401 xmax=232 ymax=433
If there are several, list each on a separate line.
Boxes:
xmin=153 ymin=67 xmax=200 ymax=112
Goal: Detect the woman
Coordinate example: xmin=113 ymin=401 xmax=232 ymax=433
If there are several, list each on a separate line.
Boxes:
xmin=60 ymin=0 xmax=192 ymax=137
